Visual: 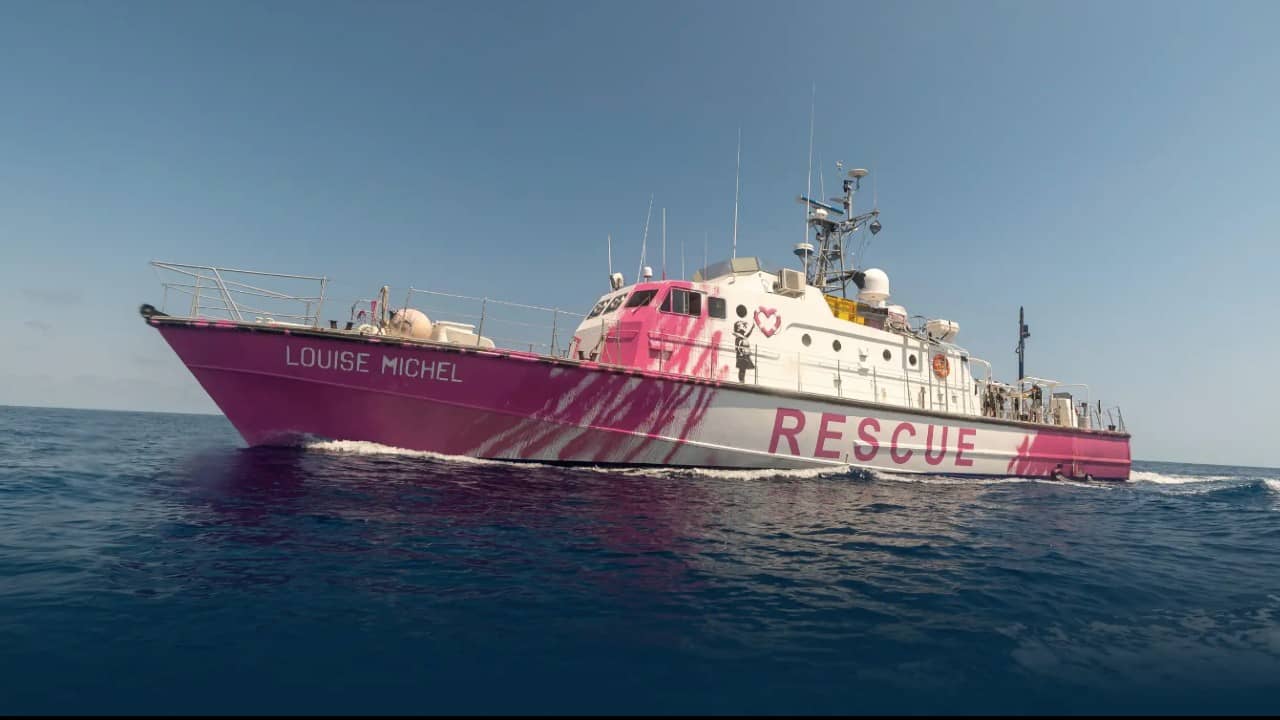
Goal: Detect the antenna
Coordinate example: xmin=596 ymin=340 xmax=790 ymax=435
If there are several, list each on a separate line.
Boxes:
xmin=804 ymin=84 xmax=815 ymax=248
xmin=681 ymin=223 xmax=686 ymax=280
xmin=872 ymin=155 xmax=879 ymax=210
xmin=607 ymin=233 xmax=612 ymax=276
xmin=661 ymin=207 xmax=667 ymax=281
xmin=704 ymin=231 xmax=708 ymax=275
xmin=799 ymin=162 xmax=883 ymax=296
xmin=636 ymin=194 xmax=654 ymax=285
xmin=732 ymin=127 xmax=741 ymax=260
xmin=818 ymin=153 xmax=825 ymax=203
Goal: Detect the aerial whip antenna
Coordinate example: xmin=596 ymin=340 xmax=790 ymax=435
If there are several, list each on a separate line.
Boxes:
xmin=872 ymin=155 xmax=879 ymax=210
xmin=636 ymin=194 xmax=654 ymax=284
xmin=804 ymin=83 xmax=815 ymax=248
xmin=732 ymin=127 xmax=741 ymax=260
xmin=681 ymin=225 xmax=686 ymax=280
xmin=818 ymin=153 xmax=825 ymax=203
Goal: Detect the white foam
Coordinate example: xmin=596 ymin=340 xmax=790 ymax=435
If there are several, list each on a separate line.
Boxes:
xmin=1130 ymin=470 xmax=1236 ymax=484
xmin=868 ymin=468 xmax=1022 ymax=485
xmin=1264 ymin=479 xmax=1280 ymax=495
xmin=585 ymin=464 xmax=851 ymax=481
xmin=678 ymin=465 xmax=851 ymax=481
xmin=868 ymin=469 xmax=1112 ymax=490
xmin=302 ymin=439 xmax=514 ymax=466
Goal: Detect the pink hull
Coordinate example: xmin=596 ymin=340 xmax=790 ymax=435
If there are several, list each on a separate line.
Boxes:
xmin=152 ymin=319 xmax=1131 ymax=479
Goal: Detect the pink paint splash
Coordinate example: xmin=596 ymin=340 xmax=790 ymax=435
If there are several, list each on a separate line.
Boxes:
xmin=158 ymin=321 xmax=723 ymax=465
xmin=1007 ymin=429 xmax=1131 ymax=480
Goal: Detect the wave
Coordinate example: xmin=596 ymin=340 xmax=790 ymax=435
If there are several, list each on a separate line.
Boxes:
xmin=611 ymin=465 xmax=856 ymax=481
xmin=1130 ymin=470 xmax=1238 ymax=484
xmin=299 ymin=442 xmax=1264 ymax=494
xmin=301 ymin=439 xmax=514 ymax=466
xmin=572 ymin=461 xmax=856 ymax=481
xmin=868 ymin=469 xmax=1112 ymax=490
xmin=301 ymin=441 xmax=856 ymax=481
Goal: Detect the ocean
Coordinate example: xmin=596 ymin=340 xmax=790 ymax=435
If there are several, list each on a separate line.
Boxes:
xmin=1 ymin=405 xmax=1277 ymax=714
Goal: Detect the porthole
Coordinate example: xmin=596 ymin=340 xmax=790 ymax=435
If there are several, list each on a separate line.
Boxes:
xmin=736 ymin=304 xmax=748 ymax=318
xmin=833 ymin=339 xmax=842 ymax=352
xmin=883 ymin=349 xmax=892 ymax=361
xmin=802 ymin=334 xmax=812 ymax=347
xmin=909 ymin=354 xmax=918 ymax=366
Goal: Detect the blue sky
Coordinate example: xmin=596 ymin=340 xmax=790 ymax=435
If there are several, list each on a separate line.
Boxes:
xmin=2 ymin=0 xmax=1277 ymax=467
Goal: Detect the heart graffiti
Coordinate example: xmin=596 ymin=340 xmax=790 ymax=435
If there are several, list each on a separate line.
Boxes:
xmin=754 ymin=306 xmax=781 ymax=337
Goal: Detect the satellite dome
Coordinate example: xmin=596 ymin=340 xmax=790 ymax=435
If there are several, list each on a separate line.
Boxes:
xmin=858 ymin=268 xmax=890 ymax=306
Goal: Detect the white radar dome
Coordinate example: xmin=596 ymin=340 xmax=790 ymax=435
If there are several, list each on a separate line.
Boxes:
xmin=858 ymin=268 xmax=890 ymax=307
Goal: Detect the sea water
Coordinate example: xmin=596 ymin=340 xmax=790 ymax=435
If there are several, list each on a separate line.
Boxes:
xmin=1 ymin=405 xmax=1277 ymax=714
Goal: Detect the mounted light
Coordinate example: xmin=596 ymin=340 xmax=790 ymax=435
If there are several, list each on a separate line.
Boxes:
xmin=869 ymin=219 xmax=882 ymax=235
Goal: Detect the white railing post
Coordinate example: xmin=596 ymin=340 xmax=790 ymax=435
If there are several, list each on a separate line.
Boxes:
xmin=208 ymin=267 xmax=243 ymax=321
xmin=314 ymin=277 xmax=329 ymax=327
xmin=190 ymin=273 xmax=201 ymax=317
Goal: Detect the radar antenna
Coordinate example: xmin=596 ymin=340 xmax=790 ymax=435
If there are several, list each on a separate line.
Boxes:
xmin=796 ymin=164 xmax=882 ymax=296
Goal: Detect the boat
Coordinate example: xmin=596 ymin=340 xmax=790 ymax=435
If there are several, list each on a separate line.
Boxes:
xmin=140 ymin=165 xmax=1130 ymax=480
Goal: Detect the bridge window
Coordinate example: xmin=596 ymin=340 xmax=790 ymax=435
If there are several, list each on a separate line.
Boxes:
xmin=587 ymin=298 xmax=609 ymax=319
xmin=605 ymin=295 xmax=626 ymax=313
xmin=708 ymin=297 xmax=726 ymax=319
xmin=659 ymin=288 xmax=703 ymax=317
xmin=625 ymin=289 xmax=658 ymax=308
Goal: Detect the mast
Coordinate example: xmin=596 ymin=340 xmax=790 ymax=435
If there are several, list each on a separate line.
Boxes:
xmin=1017 ymin=306 xmax=1030 ymax=380
xmin=797 ymin=163 xmax=882 ymax=296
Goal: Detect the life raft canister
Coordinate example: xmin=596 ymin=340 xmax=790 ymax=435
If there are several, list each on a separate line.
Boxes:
xmin=932 ymin=352 xmax=950 ymax=379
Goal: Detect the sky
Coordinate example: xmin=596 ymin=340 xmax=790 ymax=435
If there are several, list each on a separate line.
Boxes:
xmin=2 ymin=0 xmax=1277 ymax=467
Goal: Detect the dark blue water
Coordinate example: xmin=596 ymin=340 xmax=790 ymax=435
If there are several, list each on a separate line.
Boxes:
xmin=2 ymin=405 xmax=1279 ymax=714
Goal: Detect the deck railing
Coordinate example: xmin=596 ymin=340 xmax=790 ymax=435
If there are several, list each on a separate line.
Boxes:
xmin=151 ymin=261 xmax=328 ymax=327
xmin=147 ymin=261 xmax=1124 ymax=433
xmin=403 ymin=287 xmax=570 ymax=357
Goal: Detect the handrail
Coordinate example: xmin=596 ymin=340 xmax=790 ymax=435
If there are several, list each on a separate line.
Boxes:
xmin=404 ymin=287 xmax=569 ymax=358
xmin=151 ymin=261 xmax=329 ymax=327
xmin=148 ymin=261 xmax=1123 ymax=432
xmin=152 ymin=261 xmax=326 ymax=282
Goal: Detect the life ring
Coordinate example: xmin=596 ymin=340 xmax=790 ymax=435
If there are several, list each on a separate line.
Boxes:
xmin=931 ymin=353 xmax=950 ymax=379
